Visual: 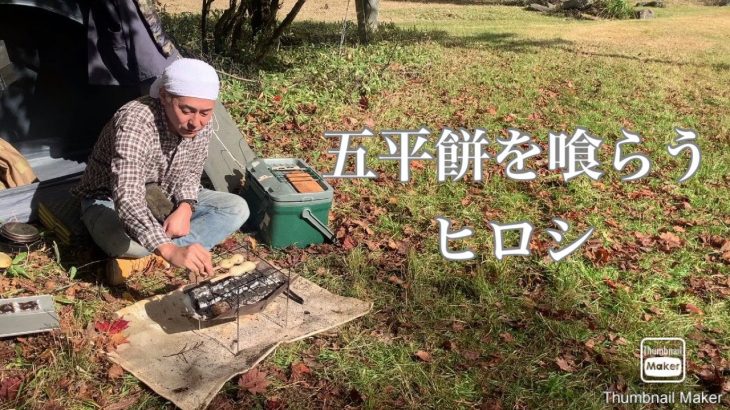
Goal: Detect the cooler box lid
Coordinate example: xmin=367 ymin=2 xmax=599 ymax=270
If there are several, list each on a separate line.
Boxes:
xmin=246 ymin=158 xmax=333 ymax=203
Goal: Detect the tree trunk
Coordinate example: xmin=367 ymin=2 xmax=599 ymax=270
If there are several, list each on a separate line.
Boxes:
xmin=251 ymin=1 xmax=264 ymax=36
xmin=201 ymin=0 xmax=215 ymax=54
xmin=214 ymin=0 xmax=238 ymax=53
xmin=355 ymin=0 xmax=379 ymax=44
xmin=252 ymin=0 xmax=306 ymax=63
xmin=230 ymin=0 xmax=250 ymax=53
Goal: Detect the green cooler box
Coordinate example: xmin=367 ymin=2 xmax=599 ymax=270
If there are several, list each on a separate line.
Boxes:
xmin=242 ymin=158 xmax=335 ymax=249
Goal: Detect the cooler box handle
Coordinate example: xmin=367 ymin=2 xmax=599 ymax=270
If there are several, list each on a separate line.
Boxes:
xmin=301 ymin=208 xmax=338 ymax=244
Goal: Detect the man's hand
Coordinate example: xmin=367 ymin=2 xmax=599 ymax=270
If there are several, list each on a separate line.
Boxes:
xmin=163 ymin=202 xmax=193 ymax=238
xmin=156 ymin=243 xmax=213 ymax=276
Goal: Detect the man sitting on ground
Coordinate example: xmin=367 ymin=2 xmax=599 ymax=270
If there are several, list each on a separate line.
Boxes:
xmin=73 ymin=58 xmax=249 ymax=285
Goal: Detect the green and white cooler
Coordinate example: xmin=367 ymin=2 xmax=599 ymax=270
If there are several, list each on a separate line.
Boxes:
xmin=242 ymin=158 xmax=336 ymax=249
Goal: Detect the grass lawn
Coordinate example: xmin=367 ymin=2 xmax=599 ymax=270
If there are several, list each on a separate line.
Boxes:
xmin=1 ymin=1 xmax=729 ymax=408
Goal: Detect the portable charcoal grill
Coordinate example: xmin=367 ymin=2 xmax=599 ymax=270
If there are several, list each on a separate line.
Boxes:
xmin=183 ymin=241 xmax=301 ymax=322
xmin=185 ymin=267 xmax=288 ymax=321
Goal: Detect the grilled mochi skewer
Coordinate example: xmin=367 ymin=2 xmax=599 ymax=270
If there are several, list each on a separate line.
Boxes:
xmin=218 ymin=253 xmax=248 ymax=270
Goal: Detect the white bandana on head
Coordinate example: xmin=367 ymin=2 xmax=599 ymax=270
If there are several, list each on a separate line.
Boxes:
xmin=150 ymin=58 xmax=220 ymax=100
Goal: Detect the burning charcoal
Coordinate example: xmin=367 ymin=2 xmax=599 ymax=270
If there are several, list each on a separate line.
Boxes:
xmin=18 ymin=301 xmax=38 ymax=311
xmin=0 ymin=303 xmax=14 ymax=314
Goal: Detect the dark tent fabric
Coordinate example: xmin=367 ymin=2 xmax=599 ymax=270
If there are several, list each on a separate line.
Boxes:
xmin=0 ymin=0 xmax=255 ymax=223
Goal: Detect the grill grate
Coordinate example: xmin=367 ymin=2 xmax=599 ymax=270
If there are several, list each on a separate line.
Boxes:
xmin=184 ymin=240 xmax=293 ymax=321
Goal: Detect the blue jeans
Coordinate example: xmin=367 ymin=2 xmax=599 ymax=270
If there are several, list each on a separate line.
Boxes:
xmin=80 ymin=189 xmax=250 ymax=258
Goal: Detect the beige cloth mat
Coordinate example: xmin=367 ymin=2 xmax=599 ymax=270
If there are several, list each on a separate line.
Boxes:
xmin=108 ymin=275 xmax=372 ymax=410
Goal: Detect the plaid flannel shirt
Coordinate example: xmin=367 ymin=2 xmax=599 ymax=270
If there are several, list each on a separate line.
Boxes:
xmin=73 ymin=96 xmax=211 ymax=251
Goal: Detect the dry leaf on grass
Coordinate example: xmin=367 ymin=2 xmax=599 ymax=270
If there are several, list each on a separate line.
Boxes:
xmin=103 ymin=393 xmax=141 ymax=410
xmin=265 ymin=396 xmax=286 ymax=410
xmin=239 ymin=368 xmax=270 ymax=395
xmin=106 ymin=333 xmax=129 ymax=352
xmin=603 ymin=277 xmax=630 ymax=292
xmin=107 ymin=364 xmax=125 ymax=380
xmin=414 ymin=350 xmax=432 ymax=362
xmin=658 ymin=232 xmax=682 ymax=252
xmin=0 ymin=376 xmax=23 ymax=400
xmin=461 ymin=350 xmax=480 ymax=361
xmin=244 ymin=235 xmax=258 ymax=250
xmin=720 ymin=240 xmax=730 ymax=263
xmin=452 ymin=322 xmax=465 ymax=332
xmin=342 ymin=236 xmax=356 ymax=251
xmin=680 ymin=303 xmax=704 ymax=315
xmin=721 ymin=240 xmax=730 ymax=253
xmin=555 ymin=356 xmax=577 ymax=372
xmin=289 ymin=362 xmax=311 ymax=381
xmin=95 ymin=317 xmax=129 ymax=334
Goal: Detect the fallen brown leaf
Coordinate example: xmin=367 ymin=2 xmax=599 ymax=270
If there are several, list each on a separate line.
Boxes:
xmin=584 ymin=338 xmax=597 ymax=350
xmin=342 ymin=236 xmax=356 ymax=251
xmin=0 ymin=376 xmax=23 ymax=400
xmin=265 ymin=396 xmax=286 ymax=410
xmin=658 ymin=232 xmax=682 ymax=252
xmin=585 ymin=242 xmax=611 ymax=266
xmin=358 ymin=95 xmax=369 ymax=111
xmin=721 ymin=240 xmax=730 ymax=253
xmin=411 ymin=160 xmax=426 ymax=170
xmin=555 ymin=356 xmax=577 ymax=372
xmin=721 ymin=246 xmax=730 ymax=263
xmin=103 ymin=393 xmax=142 ymax=410
xmin=218 ymin=237 xmax=239 ymax=252
xmin=680 ymin=303 xmax=704 ymax=315
xmin=634 ymin=231 xmax=655 ymax=248
xmin=239 ymin=368 xmax=270 ymax=395
xmin=647 ymin=306 xmax=663 ymax=316
xmin=414 ymin=350 xmax=432 ymax=362
xmin=107 ymin=364 xmax=125 ymax=380
xmin=107 ymin=333 xmax=129 ymax=351
xmin=603 ymin=277 xmax=630 ymax=292
xmin=245 ymin=235 xmax=258 ymax=250
xmin=289 ymin=362 xmax=311 ymax=381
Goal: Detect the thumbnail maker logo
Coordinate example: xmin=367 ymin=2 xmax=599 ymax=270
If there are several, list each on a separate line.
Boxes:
xmin=640 ymin=338 xmax=686 ymax=383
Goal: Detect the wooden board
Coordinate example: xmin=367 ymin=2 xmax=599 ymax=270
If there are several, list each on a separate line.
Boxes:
xmin=285 ymin=172 xmax=324 ymax=193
